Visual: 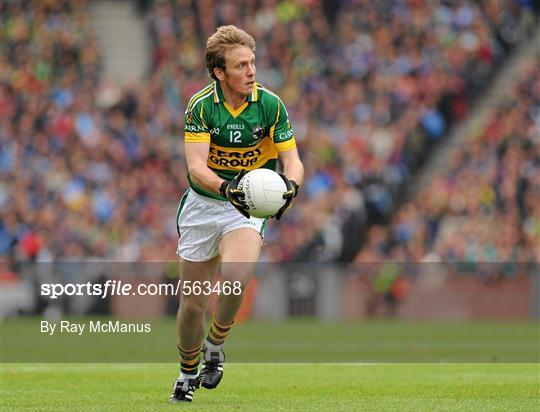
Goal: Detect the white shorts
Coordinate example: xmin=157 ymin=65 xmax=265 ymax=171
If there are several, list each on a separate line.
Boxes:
xmin=176 ymin=189 xmax=267 ymax=262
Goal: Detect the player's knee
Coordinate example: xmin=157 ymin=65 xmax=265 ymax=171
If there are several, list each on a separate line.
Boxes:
xmin=221 ymin=276 xmax=251 ymax=296
xmin=180 ymin=298 xmax=206 ymax=320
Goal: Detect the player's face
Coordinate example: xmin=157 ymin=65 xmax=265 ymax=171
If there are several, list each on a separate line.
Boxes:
xmin=222 ymin=46 xmax=256 ymax=97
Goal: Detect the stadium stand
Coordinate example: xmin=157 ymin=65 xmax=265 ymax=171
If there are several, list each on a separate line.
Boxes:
xmin=1 ymin=0 xmax=537 ymax=266
xmin=355 ymin=57 xmax=539 ymax=267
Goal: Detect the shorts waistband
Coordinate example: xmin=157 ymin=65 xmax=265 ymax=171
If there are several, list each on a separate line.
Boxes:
xmin=189 ymin=188 xmax=228 ymax=205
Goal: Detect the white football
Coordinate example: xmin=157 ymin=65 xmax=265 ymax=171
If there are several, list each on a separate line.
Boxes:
xmin=238 ymin=169 xmax=287 ymax=218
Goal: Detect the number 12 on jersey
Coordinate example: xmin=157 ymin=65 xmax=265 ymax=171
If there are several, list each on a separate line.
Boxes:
xmin=229 ymin=131 xmax=241 ymax=143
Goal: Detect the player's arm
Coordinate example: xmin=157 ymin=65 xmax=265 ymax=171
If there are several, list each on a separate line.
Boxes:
xmin=271 ymin=96 xmax=303 ymax=187
xmin=271 ymin=96 xmax=304 ymax=219
xmin=185 ymin=141 xmax=223 ymax=195
xmin=273 ymin=145 xmax=303 ymax=220
xmin=184 ymin=100 xmax=228 ymax=195
xmin=279 ymin=146 xmax=304 ymax=188
xmin=185 ymin=141 xmax=248 ymax=217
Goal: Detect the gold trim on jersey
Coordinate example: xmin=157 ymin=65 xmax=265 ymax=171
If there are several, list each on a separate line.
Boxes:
xmin=207 ymin=138 xmax=278 ymax=171
xmin=213 ymin=82 xmax=259 ymax=105
xmin=199 ymin=103 xmax=208 ymax=128
xmin=251 ymin=83 xmax=258 ymax=102
xmin=223 ymin=101 xmax=249 ymax=118
xmin=186 ymin=84 xmax=214 ymax=113
xmin=269 ymin=99 xmax=280 ymax=140
xmin=213 ymin=82 xmax=220 ymax=103
xmin=185 ymin=131 xmax=211 ymax=143
xmin=275 ymin=138 xmax=296 ymax=152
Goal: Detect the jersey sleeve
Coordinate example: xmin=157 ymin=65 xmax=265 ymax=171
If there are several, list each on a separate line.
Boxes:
xmin=184 ymin=101 xmax=210 ymax=143
xmin=270 ymin=98 xmax=296 ymax=152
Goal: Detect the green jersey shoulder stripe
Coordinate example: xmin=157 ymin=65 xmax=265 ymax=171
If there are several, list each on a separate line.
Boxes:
xmin=186 ymin=83 xmax=213 ymax=109
xmin=258 ymin=84 xmax=290 ymax=117
xmin=185 ymin=84 xmax=214 ymax=113
xmin=187 ymin=90 xmax=213 ymax=121
xmin=186 ymin=91 xmax=213 ymax=116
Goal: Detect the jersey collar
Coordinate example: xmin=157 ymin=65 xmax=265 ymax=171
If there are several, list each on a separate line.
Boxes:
xmin=213 ymin=81 xmax=258 ymax=104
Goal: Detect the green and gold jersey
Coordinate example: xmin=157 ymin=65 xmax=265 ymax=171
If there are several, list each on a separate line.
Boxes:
xmin=183 ymin=81 xmax=297 ymax=200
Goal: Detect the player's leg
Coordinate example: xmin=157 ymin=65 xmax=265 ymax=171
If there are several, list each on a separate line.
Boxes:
xmin=215 ymin=228 xmax=262 ymax=322
xmin=177 ymin=256 xmax=220 ymax=370
xmin=170 ymin=256 xmax=220 ymax=403
xmin=200 ymin=228 xmax=262 ymax=389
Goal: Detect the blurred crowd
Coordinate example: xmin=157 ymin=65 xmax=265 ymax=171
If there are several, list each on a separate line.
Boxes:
xmin=1 ymin=0 xmax=537 ymax=264
xmin=356 ymin=58 xmax=540 ymax=266
xmin=1 ymin=0 xmax=184 ymax=261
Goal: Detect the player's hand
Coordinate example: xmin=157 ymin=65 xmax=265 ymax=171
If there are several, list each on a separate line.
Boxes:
xmin=220 ymin=170 xmax=250 ymax=218
xmin=274 ymin=173 xmax=299 ymax=220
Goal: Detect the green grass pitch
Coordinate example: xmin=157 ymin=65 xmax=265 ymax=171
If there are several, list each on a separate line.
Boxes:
xmin=1 ymin=319 xmax=538 ymax=410
xmin=2 ymin=318 xmax=538 ymax=363
xmin=1 ymin=363 xmax=538 ymax=411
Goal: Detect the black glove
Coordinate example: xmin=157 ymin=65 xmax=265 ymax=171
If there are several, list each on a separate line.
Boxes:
xmin=220 ymin=170 xmax=250 ymax=218
xmin=275 ymin=173 xmax=299 ymax=220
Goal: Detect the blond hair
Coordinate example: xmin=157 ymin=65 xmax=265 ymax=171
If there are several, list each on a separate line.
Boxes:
xmin=205 ymin=25 xmax=256 ymax=81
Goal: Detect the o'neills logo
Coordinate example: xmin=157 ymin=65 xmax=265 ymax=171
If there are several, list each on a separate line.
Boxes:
xmin=209 ymin=147 xmax=262 ymax=167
